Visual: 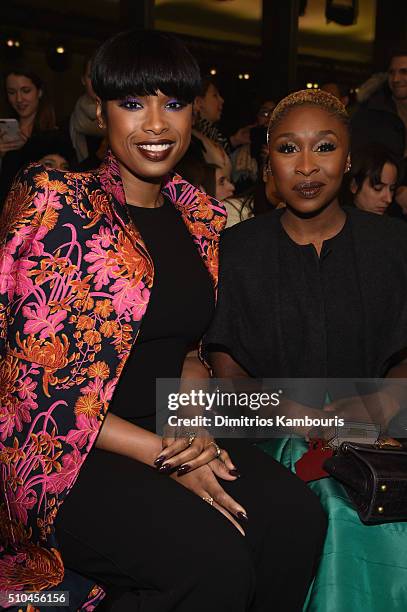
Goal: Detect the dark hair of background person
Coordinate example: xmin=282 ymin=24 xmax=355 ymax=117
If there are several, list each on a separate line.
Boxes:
xmin=196 ymin=77 xmax=217 ymax=98
xmin=4 ymin=68 xmax=57 ymax=131
xmin=175 ymin=152 xmax=217 ymax=196
xmin=237 ymin=178 xmax=275 ymax=219
xmin=20 ymin=130 xmax=76 ymax=168
xmin=387 ymin=43 xmax=407 ymax=66
xmin=91 ymin=29 xmax=201 ymax=104
xmin=340 ymin=143 xmax=403 ymax=207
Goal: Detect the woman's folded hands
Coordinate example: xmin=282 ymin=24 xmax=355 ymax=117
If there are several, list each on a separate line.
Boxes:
xmin=155 ymin=428 xmax=247 ymax=534
xmin=155 ymin=427 xmax=238 ymax=478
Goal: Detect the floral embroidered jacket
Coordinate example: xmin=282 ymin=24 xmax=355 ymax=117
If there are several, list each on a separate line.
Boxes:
xmin=0 ymin=152 xmax=226 ymax=610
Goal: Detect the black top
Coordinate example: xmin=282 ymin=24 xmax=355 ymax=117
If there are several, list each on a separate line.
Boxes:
xmin=278 ymin=217 xmax=364 ymax=378
xmin=205 ymin=207 xmax=407 ymax=383
xmin=108 ymin=197 xmax=215 ymax=430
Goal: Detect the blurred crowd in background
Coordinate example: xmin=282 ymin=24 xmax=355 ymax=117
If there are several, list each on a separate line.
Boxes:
xmin=1 ymin=43 xmax=407 ymax=226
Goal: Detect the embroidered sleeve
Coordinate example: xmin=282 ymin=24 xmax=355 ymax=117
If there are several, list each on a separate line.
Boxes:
xmin=0 ymin=164 xmax=49 ymax=356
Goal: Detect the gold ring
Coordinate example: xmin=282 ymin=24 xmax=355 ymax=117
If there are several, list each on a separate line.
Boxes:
xmin=202 ymin=496 xmax=214 ymax=506
xmin=209 ymin=441 xmax=221 ymax=458
xmin=186 ymin=432 xmax=196 ymax=446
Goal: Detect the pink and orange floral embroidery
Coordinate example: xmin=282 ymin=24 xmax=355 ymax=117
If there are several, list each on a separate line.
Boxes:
xmin=0 ymin=151 xmax=226 ymax=607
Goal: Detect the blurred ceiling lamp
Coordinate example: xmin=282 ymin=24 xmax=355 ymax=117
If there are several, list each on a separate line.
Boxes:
xmin=2 ymin=36 xmax=23 ymax=60
xmin=210 ymin=68 xmax=217 ymax=75
xmin=325 ymin=0 xmax=358 ymax=26
xmin=46 ymin=42 xmax=71 ymax=72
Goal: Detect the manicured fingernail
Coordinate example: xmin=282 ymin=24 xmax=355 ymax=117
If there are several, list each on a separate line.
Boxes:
xmin=229 ymin=469 xmax=241 ymax=478
xmin=154 ymin=455 xmax=166 ymax=466
xmin=237 ymin=512 xmax=248 ymax=521
xmin=177 ymin=464 xmax=191 ymax=476
xmin=159 ymin=463 xmax=172 ymax=473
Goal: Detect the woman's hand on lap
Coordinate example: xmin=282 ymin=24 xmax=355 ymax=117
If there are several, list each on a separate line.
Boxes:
xmin=156 ymin=428 xmax=239 ymax=479
xmin=170 ymin=463 xmax=247 ymax=535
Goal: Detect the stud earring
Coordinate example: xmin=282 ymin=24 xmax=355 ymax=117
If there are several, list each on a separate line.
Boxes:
xmin=345 ymin=160 xmax=352 ymax=173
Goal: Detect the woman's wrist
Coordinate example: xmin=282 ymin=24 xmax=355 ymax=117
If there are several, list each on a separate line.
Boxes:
xmin=96 ymin=412 xmax=163 ymax=466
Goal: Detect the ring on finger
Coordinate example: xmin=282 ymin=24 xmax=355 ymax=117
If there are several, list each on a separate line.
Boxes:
xmin=202 ymin=496 xmax=214 ymax=506
xmin=209 ymin=441 xmax=222 ymax=459
xmin=186 ymin=432 xmax=196 ymax=446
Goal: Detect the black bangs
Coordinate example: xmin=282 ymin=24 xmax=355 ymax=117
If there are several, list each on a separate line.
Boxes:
xmin=91 ymin=30 xmax=201 ymax=103
xmin=351 ymin=144 xmax=403 ymax=193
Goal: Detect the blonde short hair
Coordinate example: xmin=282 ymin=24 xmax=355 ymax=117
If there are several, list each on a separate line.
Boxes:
xmin=267 ymin=89 xmax=349 ymax=142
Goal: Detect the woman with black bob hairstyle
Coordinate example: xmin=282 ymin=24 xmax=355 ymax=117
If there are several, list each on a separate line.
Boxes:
xmin=0 ymin=30 xmax=326 ymax=612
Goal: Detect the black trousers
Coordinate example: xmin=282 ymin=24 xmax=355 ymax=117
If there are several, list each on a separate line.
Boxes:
xmin=55 ymin=440 xmax=327 ymax=612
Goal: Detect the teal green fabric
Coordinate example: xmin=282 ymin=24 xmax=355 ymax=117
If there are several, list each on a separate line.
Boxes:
xmin=258 ymin=438 xmax=407 ymax=612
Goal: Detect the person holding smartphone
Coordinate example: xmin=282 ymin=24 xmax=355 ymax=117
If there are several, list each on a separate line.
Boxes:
xmin=0 ymin=69 xmax=56 ymax=201
xmin=0 ymin=118 xmax=25 ymax=156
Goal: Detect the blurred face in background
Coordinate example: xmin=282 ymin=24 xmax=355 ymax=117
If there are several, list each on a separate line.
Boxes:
xmin=38 ymin=153 xmax=70 ymax=170
xmin=256 ymin=100 xmax=276 ymax=127
xmin=388 ymin=55 xmax=407 ymax=101
xmin=195 ymin=83 xmax=224 ymax=123
xmin=351 ymin=162 xmax=397 ymax=215
xmin=6 ymin=73 xmax=42 ymax=122
xmin=215 ymin=167 xmax=235 ymax=201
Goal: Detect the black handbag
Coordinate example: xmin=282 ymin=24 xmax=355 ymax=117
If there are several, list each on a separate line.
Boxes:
xmin=323 ymin=441 xmax=407 ymax=524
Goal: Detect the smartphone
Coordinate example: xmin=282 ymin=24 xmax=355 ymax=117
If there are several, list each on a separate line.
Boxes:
xmin=0 ymin=118 xmax=21 ymax=142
